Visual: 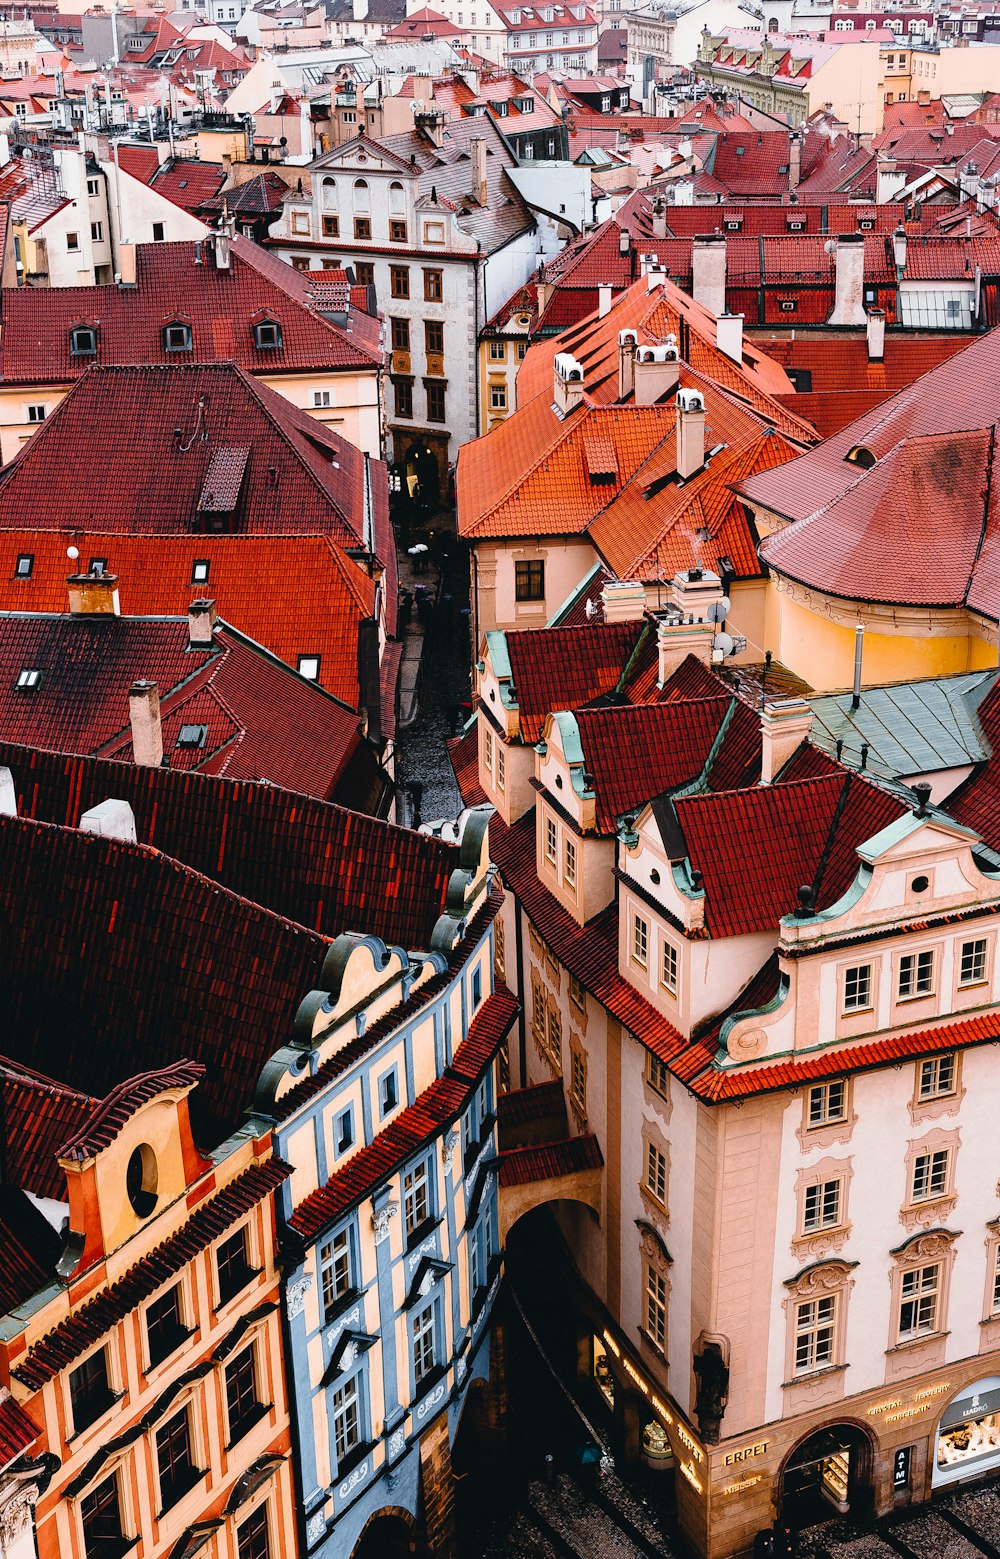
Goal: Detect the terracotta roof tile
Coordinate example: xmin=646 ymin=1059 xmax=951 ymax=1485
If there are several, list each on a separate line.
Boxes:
xmin=498 ymin=1133 xmax=602 ymax=1186
xmin=0 ymin=1059 xmax=95 ymax=1201
xmin=504 ymin=620 xmax=643 ymax=742
xmin=574 ymin=697 xmax=732 ymax=830
xmin=0 ymin=1393 xmax=40 ymax=1466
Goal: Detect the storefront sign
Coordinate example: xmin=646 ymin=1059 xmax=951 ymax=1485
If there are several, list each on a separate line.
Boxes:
xmin=934 ymin=1377 xmax=1000 ymax=1485
xmin=941 ymin=1385 xmax=1000 ymax=1430
xmin=893 ymin=1447 xmax=912 ymax=1490
xmin=867 ymin=1381 xmax=952 ymax=1424
xmin=679 ymin=1458 xmax=704 ymax=1494
xmin=724 ymin=1440 xmax=769 ymax=1467
xmin=722 ymin=1474 xmax=763 ymax=1497
xmin=600 ymin=1329 xmax=705 ymax=1468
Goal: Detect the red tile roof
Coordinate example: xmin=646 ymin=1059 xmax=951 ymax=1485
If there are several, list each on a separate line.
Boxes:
xmin=0 ymin=236 xmax=381 ymax=382
xmin=498 ymin=1133 xmax=603 ymax=1186
xmin=12 ymin=1156 xmax=291 ymax=1390
xmin=0 ymin=740 xmax=459 ymax=950
xmin=673 ymin=772 xmax=907 ymax=937
xmin=0 ymin=363 xmax=385 ymax=557
xmin=946 ymin=680 xmax=1000 ymax=848
xmin=0 ymin=1393 xmax=39 ymax=1466
xmin=504 ymin=620 xmax=644 ymax=743
xmin=59 ymin=1060 xmax=205 ymax=1162
xmin=0 ymin=1058 xmax=95 ymax=1201
xmin=146 ymin=155 xmax=228 ymax=212
xmin=573 ymin=697 xmax=733 ymax=831
xmin=289 ymin=984 xmax=518 ymax=1243
xmin=496 ymin=1077 xmax=565 ymax=1129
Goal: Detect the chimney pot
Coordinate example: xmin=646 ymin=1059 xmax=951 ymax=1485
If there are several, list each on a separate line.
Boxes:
xmin=188 ymin=597 xmax=218 ymax=647
xmin=129 ymin=680 xmax=163 ymax=769
xmin=760 ymin=697 xmax=813 ymax=784
xmin=67 ymin=572 xmax=120 ymax=616
xmin=675 ymin=387 xmax=706 ymax=479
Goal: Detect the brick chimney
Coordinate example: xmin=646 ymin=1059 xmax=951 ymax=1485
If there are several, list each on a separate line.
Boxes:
xmin=692 ymin=234 xmax=726 ymax=316
xmin=866 ymin=307 xmax=885 ymax=362
xmin=471 ymin=135 xmax=488 ymax=205
xmin=129 ymin=680 xmax=163 ymax=768
xmin=675 ymin=387 xmax=706 ymax=479
xmin=188 ymin=597 xmax=218 ymax=647
xmin=760 ymin=698 xmax=813 ymax=784
xmin=67 ymin=571 xmax=120 ymax=616
xmin=829 ymin=234 xmax=866 ymax=326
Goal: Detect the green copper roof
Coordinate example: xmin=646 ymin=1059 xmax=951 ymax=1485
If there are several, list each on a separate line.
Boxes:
xmin=808 ymin=671 xmax=998 ymax=783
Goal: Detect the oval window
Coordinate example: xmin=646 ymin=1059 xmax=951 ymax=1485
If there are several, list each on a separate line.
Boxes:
xmin=126 ymin=1144 xmax=158 ymax=1218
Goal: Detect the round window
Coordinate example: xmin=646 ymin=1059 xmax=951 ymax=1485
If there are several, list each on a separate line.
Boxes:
xmin=126 ymin=1144 xmax=158 ymax=1218
xmin=911 ymin=875 xmax=930 ymax=894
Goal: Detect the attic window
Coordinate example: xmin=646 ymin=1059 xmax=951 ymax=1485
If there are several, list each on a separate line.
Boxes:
xmin=176 ymin=723 xmax=208 ymax=749
xmin=846 ymin=444 xmax=877 ymax=469
xmin=126 ymin=1144 xmax=158 ymax=1218
xmin=70 ymin=325 xmax=98 ymax=357
xmin=858 ymin=217 xmax=875 ymax=231
xmin=297 ymin=654 xmax=321 ymax=681
xmin=14 ymin=553 xmax=32 ymax=578
xmin=191 ymin=558 xmax=210 ymax=584
xmin=724 ymin=218 xmax=742 ymax=231
xmin=163 ymin=321 xmax=193 ymax=352
xmin=253 ymin=320 xmax=282 ymax=351
xmin=16 ymin=668 xmax=42 ymax=688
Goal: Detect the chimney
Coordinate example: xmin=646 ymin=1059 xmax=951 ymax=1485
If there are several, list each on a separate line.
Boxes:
xmin=692 ymin=234 xmax=726 ymax=317
xmin=188 ymin=597 xmax=218 ymax=647
xmin=67 ymin=571 xmax=120 ymax=616
xmin=828 ymin=234 xmax=866 ymax=326
xmin=669 ymin=565 xmax=724 ymax=623
xmin=651 ymin=195 xmax=668 ymax=240
xmin=0 ymin=766 xmax=15 ymax=817
xmin=760 ymin=698 xmax=813 ymax=784
xmin=129 ymin=680 xmax=163 ymax=768
xmin=80 ymin=797 xmax=138 ymax=842
xmin=471 ymin=135 xmax=488 ymax=207
xmin=414 ymin=108 xmax=445 ymax=148
xmin=598 ymin=283 xmax=613 ymax=317
xmin=619 ymin=225 xmax=630 ymax=256
xmin=655 ymin=572 xmax=722 ymax=684
xmin=646 ymin=264 xmax=667 ymax=292
xmin=675 ymin=387 xmax=706 ymax=479
xmin=634 ymin=342 xmax=680 ymax=405
xmin=355 ymin=83 xmax=365 ymax=114
xmin=116 ymin=243 xmax=137 ymax=287
xmin=866 ymin=307 xmax=885 ymax=362
xmin=715 ymin=312 xmax=743 ymax=364
xmin=618 ymin=329 xmax=637 ymax=399
xmin=553 ymin=351 xmax=585 ymax=417
xmin=788 ymin=129 xmax=801 ymax=191
xmin=892 ymin=224 xmax=907 ymax=275
xmin=601 ymin=579 xmax=647 ymax=621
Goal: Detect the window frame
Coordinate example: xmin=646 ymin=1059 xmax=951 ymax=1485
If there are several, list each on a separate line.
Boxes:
xmin=842 ymin=962 xmax=872 ymax=1013
xmin=224 ymin=1341 xmax=266 ymax=1447
xmin=163 ymin=321 xmax=193 ymax=353
xmin=631 ymin=912 xmax=649 ymax=970
xmin=320 ymin=1226 xmax=354 ymax=1318
xmin=403 ymin=1157 xmax=433 ymax=1242
xmin=423 ymin=267 xmax=443 ymax=302
xmin=959 ymin=936 xmax=989 ymax=988
xmin=155 ymin=1402 xmax=202 ymax=1513
xmin=917 ymin=1054 xmax=956 ymax=1101
xmin=80 ymin=1468 xmax=128 ymax=1559
xmin=411 ymin=1299 xmax=439 ymax=1390
xmin=644 ymin=1260 xmax=668 ymax=1351
xmin=898 ymin=947 xmax=935 ymax=1001
xmin=215 ymin=1223 xmax=256 ymax=1308
xmin=389 ymin=264 xmax=410 ymax=299
xmin=793 ymin=1292 xmax=837 ymax=1374
xmin=145 ymin=1283 xmax=188 ymax=1371
xmin=897 ymin=1261 xmax=940 ymax=1340
xmin=69 ymin=1346 xmax=115 ymax=1435
xmin=514 ymin=558 xmax=545 ymax=602
xmin=660 ymin=940 xmax=678 ymax=996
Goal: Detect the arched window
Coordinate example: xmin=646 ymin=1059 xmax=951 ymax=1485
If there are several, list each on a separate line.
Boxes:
xmin=353 ymin=178 xmax=369 ymax=212
xmin=388 ymin=179 xmax=405 ymax=215
xmin=321 ymin=176 xmax=338 ymax=210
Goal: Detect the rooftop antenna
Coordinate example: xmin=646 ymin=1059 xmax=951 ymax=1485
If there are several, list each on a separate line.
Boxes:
xmin=851 ymin=623 xmax=864 ymax=709
xmin=761 ymin=648 xmax=772 ymax=708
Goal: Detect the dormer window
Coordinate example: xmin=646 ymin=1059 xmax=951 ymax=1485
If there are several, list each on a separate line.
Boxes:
xmin=252 ymin=319 xmax=282 ymax=351
xmin=70 ymin=324 xmax=98 ymax=357
xmin=846 ymin=444 xmax=877 ymax=469
xmin=176 ymin=723 xmax=208 ymax=749
xmin=14 ymin=553 xmax=32 ymax=578
xmin=16 ymin=667 xmax=42 ymax=688
xmin=163 ymin=321 xmax=193 ymax=352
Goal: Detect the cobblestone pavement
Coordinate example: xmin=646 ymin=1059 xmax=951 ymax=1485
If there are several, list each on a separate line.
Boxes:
xmin=796 ymin=1481 xmax=1000 ymax=1559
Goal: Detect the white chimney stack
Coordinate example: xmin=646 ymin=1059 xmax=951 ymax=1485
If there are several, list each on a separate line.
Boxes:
xmin=760 ymin=698 xmax=813 ymax=784
xmin=618 ymin=330 xmax=638 ymax=400
xmin=80 ymin=798 xmax=138 ymax=843
xmin=0 ymin=766 xmax=15 ymax=817
xmin=598 ymin=283 xmax=613 ymax=317
xmin=829 ymin=234 xmax=867 ymax=326
xmin=692 ymin=234 xmax=726 ymax=317
xmin=675 ymin=386 xmax=706 ymax=479
xmin=553 ymin=351 xmax=585 ymax=417
xmin=601 ymin=579 xmax=647 ymax=621
xmin=129 ymin=680 xmax=163 ymax=769
xmin=715 ymin=312 xmax=744 ymax=364
xmin=892 ymin=225 xmax=908 ymax=274
xmin=188 ymin=597 xmax=218 ymax=647
xmin=655 ymin=569 xmax=724 ymax=684
xmin=866 ymin=307 xmax=885 ymax=362
xmin=634 ymin=342 xmax=680 ymax=406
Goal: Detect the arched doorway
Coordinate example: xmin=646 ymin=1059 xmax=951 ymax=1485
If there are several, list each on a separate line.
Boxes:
xmin=780 ymin=1422 xmax=874 ymax=1530
xmin=350 ymin=1508 xmax=414 ymax=1559
xmin=403 ymin=444 xmax=440 ymax=507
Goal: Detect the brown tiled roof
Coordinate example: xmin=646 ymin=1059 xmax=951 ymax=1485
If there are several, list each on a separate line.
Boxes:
xmin=0 ymin=1058 xmax=96 ymax=1201
xmin=504 ymin=621 xmax=643 ymax=743
xmin=497 ymin=1133 xmax=603 ymax=1187
xmin=59 ymin=1061 xmax=205 ymax=1163
xmin=0 ymin=1393 xmax=40 ymax=1466
xmin=12 ymin=1157 xmax=291 ymax=1390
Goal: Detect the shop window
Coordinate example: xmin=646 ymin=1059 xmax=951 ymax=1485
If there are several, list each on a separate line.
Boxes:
xmin=842 ymin=963 xmax=871 ymax=1012
xmin=898 ymin=948 xmax=935 ymax=1000
xmin=934 ymin=1379 xmax=1000 ymax=1483
xmin=514 ymin=559 xmax=544 ymax=601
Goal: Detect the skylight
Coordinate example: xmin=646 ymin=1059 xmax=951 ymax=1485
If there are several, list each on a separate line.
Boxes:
xmin=176 ymin=723 xmax=208 ymax=749
xmin=16 ymin=668 xmax=42 ymax=689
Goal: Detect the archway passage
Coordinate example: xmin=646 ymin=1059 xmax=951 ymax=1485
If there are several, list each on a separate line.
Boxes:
xmin=404 ymin=443 xmax=441 ymax=506
xmin=781 ymin=1423 xmax=874 ymax=1530
xmin=350 ymin=1510 xmax=414 ymax=1559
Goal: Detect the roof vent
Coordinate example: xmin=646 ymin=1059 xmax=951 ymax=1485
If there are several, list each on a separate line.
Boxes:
xmin=911 ymin=780 xmax=932 ymax=817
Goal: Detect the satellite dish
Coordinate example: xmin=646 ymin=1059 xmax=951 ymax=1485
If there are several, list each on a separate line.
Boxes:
xmin=67 ymin=545 xmax=79 ymax=559
xmin=713 ymin=631 xmax=736 ymax=658
xmin=707 ymin=596 xmax=731 ymax=623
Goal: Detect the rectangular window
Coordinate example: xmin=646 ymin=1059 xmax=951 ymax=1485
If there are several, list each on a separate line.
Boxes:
xmin=156 ymin=1405 xmax=199 ymax=1511
xmin=496 ymin=744 xmax=506 ymax=792
xmin=899 ymin=1263 xmax=940 ymax=1338
xmin=291 ymin=211 xmax=311 ymax=234
xmin=332 ymin=1374 xmax=361 ymax=1462
xmin=70 ymin=1348 xmax=113 ymax=1433
xmin=403 ymin=1160 xmax=431 ymax=1238
xmin=389 ymin=218 xmax=407 ymax=242
xmin=81 ymin=1471 xmax=126 ymax=1558
xmin=237 ymin=1502 xmax=270 ymax=1559
xmin=425 ymin=319 xmax=444 ymax=356
xmin=390 ymin=265 xmax=410 ymax=298
xmin=563 ymin=838 xmax=576 ymax=889
xmin=807 ymin=1080 xmax=847 ymax=1127
xmin=394 ymin=378 xmax=413 ymax=419
xmin=569 ymin=974 xmax=586 ymax=1012
xmin=313 ymin=390 xmax=332 ymax=408
xmin=843 ymin=964 xmax=871 ymax=1011
xmin=547 ymin=1006 xmax=561 ymax=1068
xmin=426 ymin=382 xmax=446 ymax=423
xmin=660 ymin=941 xmax=678 ymax=995
xmin=490 ymin=382 xmax=507 ymax=412
xmin=67 ymin=231 xmax=79 ymax=251
xmin=191 ymin=558 xmax=210 ymax=584
xmin=322 ymin=214 xmax=339 ymax=237
xmin=472 ymin=965 xmax=483 ymax=1009
xmin=960 ymin=938 xmax=988 ymax=987
xmin=531 ymin=972 xmax=545 ymax=1041
xmin=899 ymin=949 xmax=934 ymax=999
xmin=911 ymin=1148 xmax=949 ymax=1202
xmin=146 ymin=1284 xmax=186 ymax=1369
xmin=514 ymin=560 xmax=544 ymax=602
xmin=632 ymin=914 xmax=648 ymax=969
xmin=152 ymin=221 xmax=165 ymax=242
xmin=483 ymin=727 xmax=493 ymax=774
xmin=354 ymin=261 xmax=374 ymax=287
xmin=802 ymin=1179 xmax=841 ymax=1232
xmin=26 ymin=404 xmax=46 ymax=423
xmin=918 ymin=1054 xmax=956 ymax=1099
xmin=494 ymin=915 xmax=505 ymax=979
xmin=992 ymin=1246 xmax=1000 ymax=1316
xmin=225 ymin=1344 xmax=264 ymax=1444
xmin=216 ymin=1225 xmax=254 ymax=1306
xmin=390 ymin=317 xmax=410 ymax=353
xmin=91 ymin=220 xmax=103 ymax=241
xmin=14 ymin=553 xmax=32 ymax=578
xmin=334 ymin=1107 xmax=354 ymax=1156
xmin=645 ymin=1263 xmax=667 ymax=1350
xmin=646 ymin=1052 xmax=670 ymax=1099
xmin=413 ymin=1305 xmax=437 ymax=1386
xmin=378 ymin=1067 xmax=398 ymax=1117
xmin=489 ymin=339 xmax=506 ymax=360
xmin=545 ymin=817 xmax=557 ymax=865
xmin=320 ymin=1229 xmax=352 ymax=1316
xmin=423 ymin=268 xmax=443 ymax=301
xmin=570 ymin=1049 xmax=586 ymax=1115
xmin=645 ymin=1140 xmax=667 ymax=1205
xmin=353 ymin=216 xmax=371 ymax=239
xmin=794 ymin=1294 xmax=836 ymax=1372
